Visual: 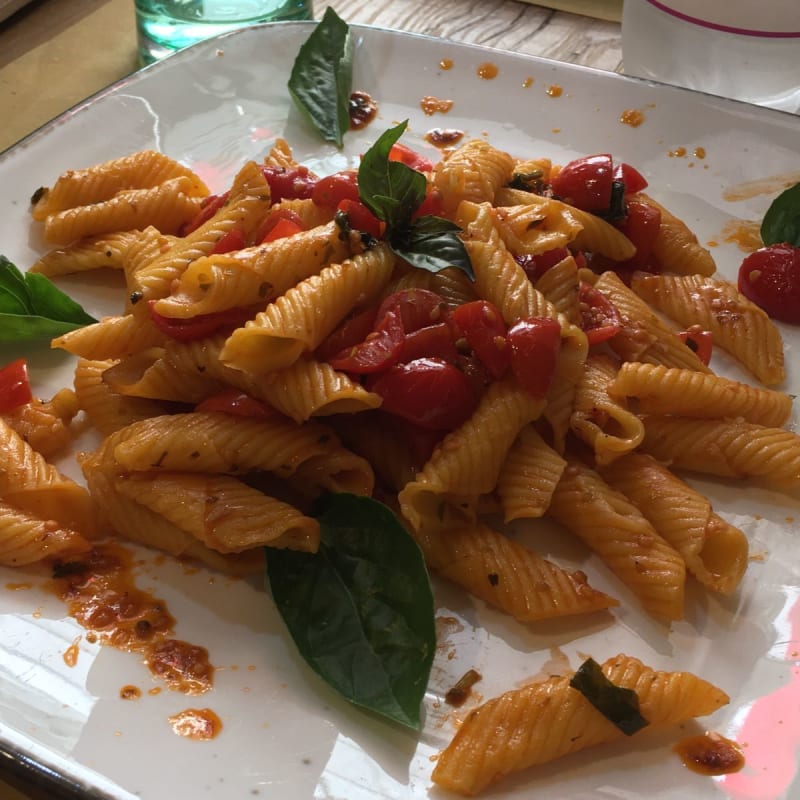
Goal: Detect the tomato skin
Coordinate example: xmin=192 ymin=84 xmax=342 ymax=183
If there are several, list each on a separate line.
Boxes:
xmin=376 ymin=289 xmax=449 ymax=334
xmin=256 ymin=209 xmax=305 ymax=244
xmin=311 ymin=171 xmax=360 ymax=208
xmin=614 ymin=162 xmax=648 ymax=195
xmin=388 ymin=143 xmax=435 ymax=173
xmin=211 ymin=227 xmax=246 ymax=254
xmin=195 ymin=390 xmax=274 ymax=419
xmin=551 ymin=154 xmax=614 ymax=213
xmin=515 ymin=247 xmax=571 ymax=283
xmin=578 ymin=282 xmax=623 ymax=345
xmin=738 ymin=243 xmax=800 ymax=323
xmin=261 ymin=217 xmax=304 ymax=243
xmin=0 ymin=358 xmax=33 ymax=413
xmin=398 ymin=322 xmax=460 ymax=363
xmin=148 ymin=302 xmax=253 ymax=342
xmin=181 ymin=191 xmax=230 ymax=235
xmin=450 ymin=300 xmax=511 ymax=379
xmin=677 ymin=326 xmax=713 ymax=365
xmin=615 ymin=200 xmax=662 ymax=269
xmin=260 ymin=165 xmax=317 ymax=203
xmin=315 ymin=306 xmax=379 ymax=363
xmin=328 ymin=309 xmax=406 ymax=374
xmin=337 ymin=198 xmax=384 ymax=239
xmin=506 ymin=317 xmax=562 ymax=397
xmin=367 ymin=357 xmax=478 ymax=431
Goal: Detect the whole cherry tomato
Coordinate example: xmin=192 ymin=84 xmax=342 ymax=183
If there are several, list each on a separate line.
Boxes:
xmin=0 ymin=358 xmax=32 ymax=413
xmin=551 ymin=154 xmax=614 ymax=213
xmin=738 ymin=243 xmax=800 ymax=323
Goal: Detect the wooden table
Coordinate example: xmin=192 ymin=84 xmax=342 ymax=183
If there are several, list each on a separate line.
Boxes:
xmin=0 ymin=1 xmax=620 ymax=797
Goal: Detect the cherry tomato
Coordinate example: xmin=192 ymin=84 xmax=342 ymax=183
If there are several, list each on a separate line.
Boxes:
xmin=398 ymin=322 xmax=460 ymax=363
xmin=506 ymin=317 xmax=561 ymax=397
xmin=148 ymin=302 xmax=253 ymax=342
xmin=367 ymin=357 xmax=478 ymax=431
xmin=677 ymin=326 xmax=713 ymax=365
xmin=261 ymin=217 xmax=304 ymax=243
xmin=337 ymin=198 xmax=384 ymax=239
xmin=311 ymin=171 xmax=360 ymax=208
xmin=315 ymin=306 xmax=379 ymax=363
xmin=376 ymin=289 xmax=449 ymax=334
xmin=328 ymin=309 xmax=405 ymax=374
xmin=195 ymin=390 xmax=274 ymax=419
xmin=181 ymin=191 xmax=230 ymax=235
xmin=450 ymin=300 xmax=511 ymax=379
xmin=211 ymin=227 xmax=246 ymax=254
xmin=413 ymin=186 xmax=445 ymax=219
xmin=388 ymin=143 xmax=435 ymax=173
xmin=0 ymin=358 xmax=32 ymax=413
xmin=256 ymin=209 xmax=305 ymax=244
xmin=260 ymin=165 xmax=317 ymax=203
xmin=578 ymin=282 xmax=622 ymax=345
xmin=614 ymin=162 xmax=648 ymax=195
xmin=738 ymin=243 xmax=800 ymax=324
xmin=551 ymin=154 xmax=614 ymax=213
xmin=615 ymin=199 xmax=662 ymax=269
xmin=515 ymin=247 xmax=571 ymax=283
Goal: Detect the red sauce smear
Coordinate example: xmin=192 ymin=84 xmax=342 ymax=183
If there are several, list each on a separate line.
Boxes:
xmin=49 ymin=543 xmax=214 ymax=694
xmin=674 ymin=731 xmax=745 ymax=775
xmin=425 ymin=128 xmax=465 ymax=148
xmin=168 ymin=708 xmax=223 ymax=740
xmin=349 ymin=90 xmax=378 ymax=130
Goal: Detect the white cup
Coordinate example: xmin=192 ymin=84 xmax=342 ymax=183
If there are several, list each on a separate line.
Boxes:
xmin=622 ymin=0 xmax=800 ymax=113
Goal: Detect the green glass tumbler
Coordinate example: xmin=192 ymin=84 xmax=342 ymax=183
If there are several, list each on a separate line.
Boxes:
xmin=135 ymin=0 xmax=313 ymax=64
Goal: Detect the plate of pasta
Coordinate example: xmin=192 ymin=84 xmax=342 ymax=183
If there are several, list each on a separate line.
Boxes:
xmin=1 ymin=17 xmax=800 ymax=800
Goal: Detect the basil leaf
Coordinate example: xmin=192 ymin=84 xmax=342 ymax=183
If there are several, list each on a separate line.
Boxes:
xmin=288 ymin=7 xmax=353 ymax=147
xmin=569 ymin=657 xmax=649 ymax=736
xmin=0 ymin=256 xmax=96 ymax=342
xmin=267 ymin=493 xmax=436 ymax=730
xmin=357 ymin=121 xmax=427 ymax=228
xmin=761 ymin=182 xmax=800 ymax=246
xmin=389 ymin=215 xmax=475 ymax=278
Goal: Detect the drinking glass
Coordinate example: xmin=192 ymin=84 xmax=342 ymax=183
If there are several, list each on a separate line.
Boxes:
xmin=135 ymin=0 xmax=313 ymax=64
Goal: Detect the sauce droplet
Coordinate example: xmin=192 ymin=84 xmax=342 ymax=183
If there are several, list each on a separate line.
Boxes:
xmin=477 ymin=62 xmax=498 ymax=80
xmin=522 ymin=77 xmax=534 ymax=88
xmin=348 ymin=90 xmax=378 ymax=131
xmin=674 ymin=731 xmax=745 ymax=775
xmin=420 ymin=96 xmax=454 ymax=116
xmin=120 ymin=685 xmax=142 ymax=700
xmin=546 ymin=85 xmax=563 ymax=98
xmin=439 ymin=58 xmax=453 ymax=70
xmin=620 ymin=108 xmax=645 ymax=127
xmin=425 ymin=128 xmax=465 ymax=148
xmin=63 ymin=635 xmax=81 ymax=668
xmin=669 ymin=146 xmax=688 ymax=158
xmin=168 ymin=708 xmax=223 ymax=741
xmin=694 ymin=146 xmax=707 ymax=159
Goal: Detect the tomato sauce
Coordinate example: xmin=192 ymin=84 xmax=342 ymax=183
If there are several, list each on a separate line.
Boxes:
xmin=348 ymin=91 xmax=378 ymax=130
xmin=546 ymin=85 xmax=563 ymax=97
xmin=168 ymin=708 xmax=223 ymax=740
xmin=425 ymin=128 xmax=465 ymax=148
xmin=477 ymin=62 xmax=498 ymax=80
xmin=673 ymin=731 xmax=745 ymax=775
xmin=49 ymin=543 xmax=214 ymax=695
xmin=620 ymin=109 xmax=645 ymax=127
xmin=420 ymin=96 xmax=454 ymax=116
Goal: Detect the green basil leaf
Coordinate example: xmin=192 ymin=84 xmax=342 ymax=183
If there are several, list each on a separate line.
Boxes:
xmin=389 ymin=215 xmax=475 ymax=279
xmin=267 ymin=493 xmax=435 ymax=730
xmin=0 ymin=256 xmax=97 ymax=342
xmin=761 ymin=182 xmax=800 ymax=246
xmin=287 ymin=7 xmax=353 ymax=147
xmin=569 ymin=657 xmax=649 ymax=736
xmin=357 ymin=122 xmax=427 ymax=228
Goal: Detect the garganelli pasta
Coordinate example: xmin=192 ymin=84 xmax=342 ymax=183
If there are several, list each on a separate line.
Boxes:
xmin=5 ymin=132 xmax=791 ymax=794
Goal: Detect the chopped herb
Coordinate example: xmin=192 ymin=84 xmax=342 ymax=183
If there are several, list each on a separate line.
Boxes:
xmin=569 ymin=657 xmax=649 ymax=736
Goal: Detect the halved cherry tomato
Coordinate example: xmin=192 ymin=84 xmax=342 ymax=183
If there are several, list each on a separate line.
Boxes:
xmin=615 ymin=199 xmax=662 ymax=269
xmin=515 ymin=247 xmax=571 ymax=283
xmin=261 ymin=217 xmax=304 ymax=243
xmin=450 ymin=300 xmax=510 ymax=379
xmin=578 ymin=282 xmax=622 ymax=345
xmin=195 ymin=390 xmax=274 ymax=419
xmin=388 ymin=143 xmax=435 ymax=173
xmin=677 ymin=326 xmax=713 ymax=365
xmin=181 ymin=191 xmax=230 ymax=235
xmin=148 ymin=302 xmax=253 ymax=342
xmin=367 ymin=357 xmax=478 ymax=431
xmin=376 ymin=289 xmax=449 ymax=334
xmin=738 ymin=243 xmax=800 ymax=324
xmin=337 ymin=198 xmax=384 ymax=239
xmin=0 ymin=358 xmax=32 ymax=413
xmin=211 ymin=227 xmax=246 ymax=254
xmin=614 ymin=162 xmax=648 ymax=195
xmin=399 ymin=322 xmax=460 ymax=363
xmin=315 ymin=306 xmax=379 ymax=363
xmin=260 ymin=165 xmax=317 ymax=202
xmin=328 ymin=309 xmax=405 ymax=374
xmin=551 ymin=154 xmax=614 ymax=213
xmin=256 ymin=209 xmax=305 ymax=244
xmin=413 ymin=186 xmax=445 ymax=219
xmin=506 ymin=317 xmax=561 ymax=397
xmin=311 ymin=170 xmax=360 ymax=208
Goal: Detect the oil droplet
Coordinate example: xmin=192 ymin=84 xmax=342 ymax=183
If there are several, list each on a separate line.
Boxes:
xmin=522 ymin=76 xmax=534 ymax=88
xmin=546 ymin=85 xmax=563 ymax=97
xmin=694 ymin=146 xmax=707 ymax=159
xmin=120 ymin=685 xmax=142 ymax=700
xmin=669 ymin=146 xmax=687 ymax=158
xmin=420 ymin=96 xmax=454 ymax=116
xmin=477 ymin=62 xmax=498 ymax=80
xmin=620 ymin=108 xmax=645 ymax=127
xmin=552 ymin=128 xmax=561 ymax=134
xmin=5 ymin=582 xmax=32 ymax=591
xmin=439 ymin=57 xmax=453 ymax=70
xmin=168 ymin=708 xmax=223 ymax=741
